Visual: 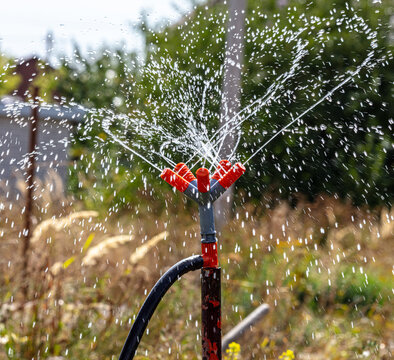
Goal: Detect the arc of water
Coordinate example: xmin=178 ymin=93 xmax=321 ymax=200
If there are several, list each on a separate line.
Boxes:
xmin=101 ymin=47 xmax=370 ymax=177
xmin=194 ymin=48 xmax=376 ymax=173
xmin=184 ymin=81 xmax=284 ymax=173
xmin=212 ymin=43 xmax=309 ymax=162
xmin=187 ymin=75 xmax=290 ymax=172
xmin=99 ymin=38 xmax=375 ymax=179
xmin=103 ymin=126 xmax=163 ymax=173
xmin=243 ymin=52 xmax=374 ymax=165
xmin=102 ymin=48 xmax=374 ymax=182
xmin=182 ymin=41 xmax=310 ymax=172
xmin=145 ymin=37 xmax=309 ymax=173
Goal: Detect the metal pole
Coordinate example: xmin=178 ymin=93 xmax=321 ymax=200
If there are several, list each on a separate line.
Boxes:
xmin=222 ymin=303 xmax=269 ymax=352
xmin=21 ymin=86 xmax=39 ymax=299
xmin=220 ymin=0 xmax=246 ymax=155
xmin=216 ymin=0 xmax=247 ymax=230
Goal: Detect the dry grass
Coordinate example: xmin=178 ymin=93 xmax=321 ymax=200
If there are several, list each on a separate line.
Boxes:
xmin=0 ymin=190 xmax=392 ymax=359
xmin=83 ymin=234 xmax=135 ymax=266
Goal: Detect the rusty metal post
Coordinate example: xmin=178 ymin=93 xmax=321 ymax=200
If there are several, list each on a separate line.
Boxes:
xmin=201 ymin=267 xmax=221 ymax=360
xmin=21 ymin=86 xmax=39 ymax=299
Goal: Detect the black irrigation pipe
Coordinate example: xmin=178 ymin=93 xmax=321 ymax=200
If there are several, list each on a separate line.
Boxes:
xmin=119 ymin=255 xmax=204 ymax=360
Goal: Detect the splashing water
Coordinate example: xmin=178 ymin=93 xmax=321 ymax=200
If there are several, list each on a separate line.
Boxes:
xmin=0 ymin=3 xmax=392 ymax=360
xmin=0 ymin=6 xmax=390 ymax=193
xmin=71 ymin=10 xmax=386 ymax=180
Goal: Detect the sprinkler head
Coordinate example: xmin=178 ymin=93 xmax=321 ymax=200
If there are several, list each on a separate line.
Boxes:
xmin=161 ymin=160 xmax=245 ymax=270
xmin=160 ymin=160 xmax=246 ymax=204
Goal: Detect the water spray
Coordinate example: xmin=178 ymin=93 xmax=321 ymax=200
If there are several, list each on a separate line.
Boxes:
xmin=119 ymin=160 xmax=245 ymax=360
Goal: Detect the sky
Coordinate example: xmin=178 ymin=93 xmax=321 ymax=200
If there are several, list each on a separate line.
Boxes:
xmin=0 ymin=0 xmax=193 ymax=60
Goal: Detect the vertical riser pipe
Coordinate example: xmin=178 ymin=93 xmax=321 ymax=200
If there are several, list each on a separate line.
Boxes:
xmin=201 ymin=268 xmax=221 ymax=360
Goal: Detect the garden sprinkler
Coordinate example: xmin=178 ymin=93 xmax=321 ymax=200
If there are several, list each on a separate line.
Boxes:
xmin=119 ymin=160 xmax=245 ymax=360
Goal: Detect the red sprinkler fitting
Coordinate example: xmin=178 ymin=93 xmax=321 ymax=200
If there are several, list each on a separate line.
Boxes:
xmin=196 ymin=167 xmax=210 ymax=193
xmin=211 ymin=160 xmax=232 ymax=180
xmin=174 ymin=162 xmax=196 ymax=183
xmin=160 ymin=168 xmax=190 ymax=192
xmin=217 ymin=162 xmax=246 ymax=189
xmin=201 ymin=242 xmax=218 ymax=267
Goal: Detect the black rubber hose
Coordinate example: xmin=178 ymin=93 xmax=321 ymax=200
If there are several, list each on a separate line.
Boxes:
xmin=119 ymin=254 xmax=204 ymax=360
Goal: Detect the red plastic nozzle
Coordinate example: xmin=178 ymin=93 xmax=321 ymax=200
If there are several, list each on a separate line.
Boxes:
xmin=173 ymin=163 xmax=196 ymax=183
xmin=211 ymin=159 xmax=232 ymax=180
xmin=160 ymin=168 xmax=190 ymax=192
xmin=196 ymin=167 xmax=210 ymax=193
xmin=218 ymin=162 xmax=246 ymax=189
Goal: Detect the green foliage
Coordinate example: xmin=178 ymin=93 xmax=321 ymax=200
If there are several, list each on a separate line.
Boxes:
xmin=0 ymin=56 xmax=61 ymax=102
xmin=18 ymin=0 xmax=391 ymax=209
xmin=0 ymin=56 xmax=21 ymax=97
xmin=55 ymin=47 xmax=137 ymax=110
xmin=141 ymin=0 xmax=393 ymax=207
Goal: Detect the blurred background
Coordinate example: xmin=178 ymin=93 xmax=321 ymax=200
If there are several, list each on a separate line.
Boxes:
xmin=0 ymin=0 xmax=393 ymax=359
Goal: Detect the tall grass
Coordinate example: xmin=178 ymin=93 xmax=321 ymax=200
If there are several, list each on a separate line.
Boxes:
xmin=0 ymin=191 xmax=392 ymax=359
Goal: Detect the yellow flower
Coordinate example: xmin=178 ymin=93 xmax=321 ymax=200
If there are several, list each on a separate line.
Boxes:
xmin=224 ymin=342 xmax=241 ymax=360
xmin=279 ymin=349 xmax=295 ymax=360
xmin=260 ymin=337 xmax=269 ymax=348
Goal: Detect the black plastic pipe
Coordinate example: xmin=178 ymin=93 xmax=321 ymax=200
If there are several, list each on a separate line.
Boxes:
xmin=119 ymin=255 xmax=204 ymax=360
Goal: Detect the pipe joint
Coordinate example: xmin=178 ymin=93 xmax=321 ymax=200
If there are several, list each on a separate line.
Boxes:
xmin=202 ymin=242 xmax=218 ymax=268
xmin=201 ymin=232 xmax=216 ymax=243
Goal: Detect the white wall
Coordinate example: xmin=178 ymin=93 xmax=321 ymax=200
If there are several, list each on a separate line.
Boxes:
xmin=0 ymin=114 xmax=73 ymax=198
